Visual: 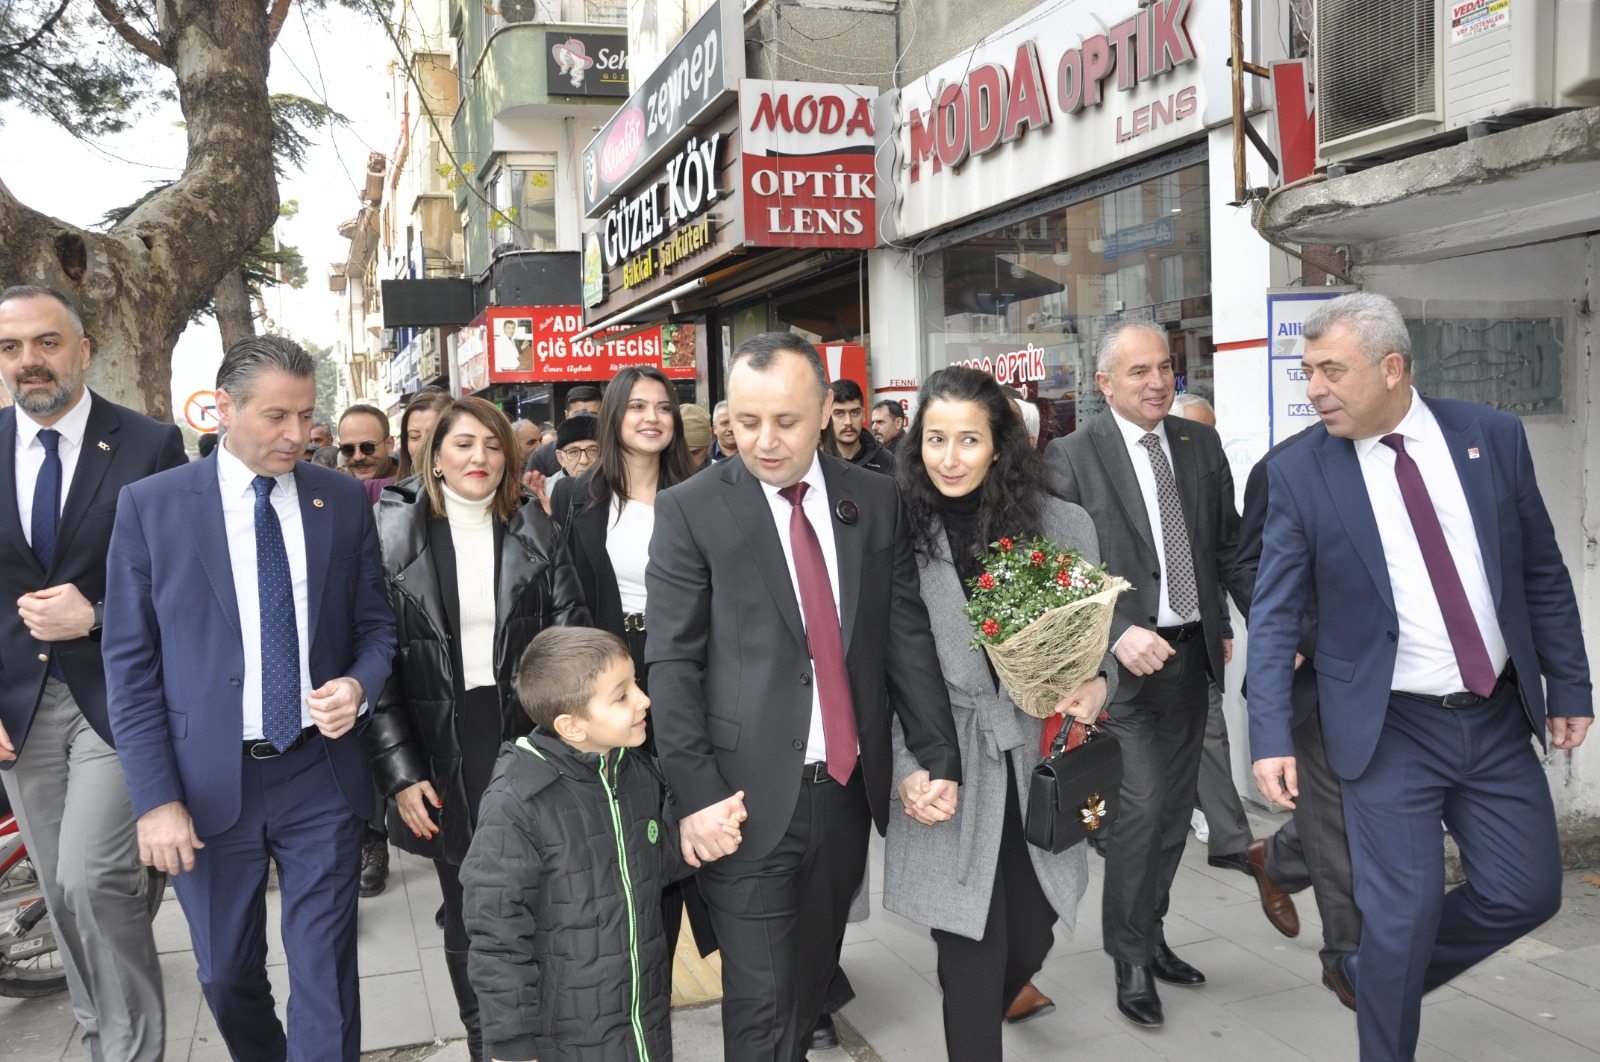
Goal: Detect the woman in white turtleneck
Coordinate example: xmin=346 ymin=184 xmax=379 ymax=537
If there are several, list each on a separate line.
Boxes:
xmin=368 ymin=396 xmax=588 ymax=1062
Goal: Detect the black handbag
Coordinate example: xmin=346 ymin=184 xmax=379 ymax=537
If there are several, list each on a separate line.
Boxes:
xmin=1024 ymin=721 xmax=1123 ymax=853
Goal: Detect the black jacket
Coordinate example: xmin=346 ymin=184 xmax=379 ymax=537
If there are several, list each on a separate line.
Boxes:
xmin=550 ymin=468 xmax=675 ymax=639
xmin=461 ymin=728 xmax=683 ymax=1062
xmin=847 ymin=430 xmax=897 ymax=475
xmin=367 ymin=478 xmax=589 ymax=863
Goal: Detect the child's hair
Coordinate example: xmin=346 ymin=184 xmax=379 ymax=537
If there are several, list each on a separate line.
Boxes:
xmin=515 ymin=627 xmax=633 ymax=730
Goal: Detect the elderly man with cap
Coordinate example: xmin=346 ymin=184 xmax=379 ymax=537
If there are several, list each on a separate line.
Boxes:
xmin=680 ymin=403 xmax=714 ymax=471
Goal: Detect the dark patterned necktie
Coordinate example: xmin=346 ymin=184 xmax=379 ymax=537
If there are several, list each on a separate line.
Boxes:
xmin=1380 ymin=434 xmax=1497 ymax=696
xmin=253 ymin=476 xmax=302 ymax=750
xmin=779 ymin=482 xmax=857 ymax=784
xmin=32 ymin=429 xmax=65 ymax=681
xmin=1139 ymin=432 xmax=1198 ymax=618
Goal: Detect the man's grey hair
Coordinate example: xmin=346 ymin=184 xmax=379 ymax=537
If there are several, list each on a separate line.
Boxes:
xmin=1170 ymin=394 xmax=1214 ymax=417
xmin=0 ymin=285 xmax=85 ymax=338
xmin=713 ymin=400 xmax=729 ymax=417
xmin=1094 ymin=320 xmax=1170 ymax=375
xmin=312 ymin=412 xmax=333 ymax=434
xmin=215 ymin=335 xmax=315 ymax=406
xmin=1302 ymin=292 xmax=1413 ymax=372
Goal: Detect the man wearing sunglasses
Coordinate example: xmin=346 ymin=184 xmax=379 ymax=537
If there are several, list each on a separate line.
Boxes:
xmin=338 ymin=405 xmax=399 ymax=505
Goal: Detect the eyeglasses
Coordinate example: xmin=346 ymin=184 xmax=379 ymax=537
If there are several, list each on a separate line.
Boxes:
xmin=339 ymin=441 xmax=380 ymax=457
xmin=561 ymin=444 xmax=600 ymax=461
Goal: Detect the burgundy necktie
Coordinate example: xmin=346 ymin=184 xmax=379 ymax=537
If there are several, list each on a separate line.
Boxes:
xmin=779 ymin=482 xmax=857 ymax=783
xmin=1380 ymin=434 xmax=1498 ymax=696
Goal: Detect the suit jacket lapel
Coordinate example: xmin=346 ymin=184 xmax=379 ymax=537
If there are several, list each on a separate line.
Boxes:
xmin=1090 ymin=415 xmax=1157 ymax=554
xmin=720 ymin=460 xmax=807 ymax=648
xmin=819 ymin=456 xmax=862 ymax=650
xmin=53 ymin=395 xmax=117 ymax=570
xmin=296 ymin=465 xmax=331 ymax=645
xmin=0 ymin=410 xmax=46 ymax=579
xmin=1166 ymin=420 xmax=1202 ymax=543
xmin=184 ymin=459 xmax=242 ymax=636
xmin=1317 ymin=435 xmax=1396 ymax=616
xmin=1434 ymin=406 xmax=1502 ymax=607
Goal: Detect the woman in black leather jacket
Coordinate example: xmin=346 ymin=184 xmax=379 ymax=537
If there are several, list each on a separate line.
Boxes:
xmin=367 ymin=396 xmax=588 ymax=1060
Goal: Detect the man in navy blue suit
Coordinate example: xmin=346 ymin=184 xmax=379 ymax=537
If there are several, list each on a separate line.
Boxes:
xmin=104 ymin=336 xmax=395 ymax=1061
xmin=1247 ymin=292 xmax=1592 ymax=1061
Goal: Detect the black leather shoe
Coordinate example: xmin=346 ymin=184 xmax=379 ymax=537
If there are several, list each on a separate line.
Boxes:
xmin=1208 ymin=850 xmax=1252 ymax=875
xmin=1151 ymin=942 xmax=1206 ymax=986
xmin=359 ymin=838 xmax=389 ymax=898
xmin=805 ymin=1014 xmax=840 ymax=1051
xmin=1114 ymin=960 xmax=1163 ymax=1027
xmin=1322 ymin=954 xmax=1357 ymax=1011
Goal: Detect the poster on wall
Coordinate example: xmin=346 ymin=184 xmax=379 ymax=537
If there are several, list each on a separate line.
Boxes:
xmin=456 ymin=317 xmax=490 ymax=395
xmin=1266 ymin=288 xmax=1357 ymax=445
xmin=487 ymin=306 xmax=697 ymax=383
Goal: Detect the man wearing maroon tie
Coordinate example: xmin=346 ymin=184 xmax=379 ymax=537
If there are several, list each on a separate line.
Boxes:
xmin=1247 ymin=293 xmax=1592 ymax=1061
xmin=647 ymin=333 xmax=962 ymax=1062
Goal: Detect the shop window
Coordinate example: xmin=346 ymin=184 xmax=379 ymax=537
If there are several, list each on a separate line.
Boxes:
xmin=917 ymin=159 xmax=1212 ymax=440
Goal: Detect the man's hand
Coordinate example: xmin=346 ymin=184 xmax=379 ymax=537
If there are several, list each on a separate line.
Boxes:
xmin=0 ymin=719 xmax=14 ymax=764
xmin=306 ymin=677 xmax=363 ymax=739
xmin=1113 ymin=627 xmax=1176 ymax=676
xmin=1053 ymin=675 xmax=1108 ymax=723
xmin=1253 ymin=756 xmax=1299 ymax=810
xmin=1222 ymin=638 xmax=1233 ymax=665
xmin=896 ymin=770 xmax=959 ymax=825
xmin=1550 ymin=716 xmax=1593 ymax=750
xmin=137 ymin=800 xmax=204 ymax=875
xmin=680 ymin=791 xmax=747 ymax=867
xmin=396 ymin=780 xmax=443 ymax=839
xmin=18 ymin=584 xmax=96 ymax=642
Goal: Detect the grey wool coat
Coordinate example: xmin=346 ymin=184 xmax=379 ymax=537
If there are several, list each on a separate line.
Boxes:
xmin=883 ymin=495 xmax=1117 ymax=941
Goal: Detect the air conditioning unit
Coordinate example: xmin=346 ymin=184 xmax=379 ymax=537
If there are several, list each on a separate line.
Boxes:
xmin=1316 ymin=0 xmax=1600 ymax=166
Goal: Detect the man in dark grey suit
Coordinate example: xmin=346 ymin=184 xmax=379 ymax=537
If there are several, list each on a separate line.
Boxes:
xmin=1046 ymin=321 xmax=1242 ymax=1029
xmin=0 ymin=285 xmax=185 ymax=1061
xmin=647 ymin=333 xmax=962 ymax=1062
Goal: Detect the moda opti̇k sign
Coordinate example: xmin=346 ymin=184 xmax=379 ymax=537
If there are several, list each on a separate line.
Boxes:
xmin=741 ymin=80 xmax=877 ymax=249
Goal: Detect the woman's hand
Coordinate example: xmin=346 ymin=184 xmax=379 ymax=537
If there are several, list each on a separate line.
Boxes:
xmin=896 ymin=769 xmax=958 ymax=824
xmin=1053 ymin=675 xmax=1108 ymax=723
xmin=396 ymin=780 xmax=442 ymax=839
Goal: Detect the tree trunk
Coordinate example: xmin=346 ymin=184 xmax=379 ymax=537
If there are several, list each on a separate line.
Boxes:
xmin=0 ymin=0 xmax=279 ymax=420
xmin=214 ymin=267 xmax=255 ymax=351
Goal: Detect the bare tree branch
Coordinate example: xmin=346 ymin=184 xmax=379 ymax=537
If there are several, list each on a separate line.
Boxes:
xmin=89 ymin=0 xmax=168 ymax=66
xmin=266 ymin=0 xmax=294 ymax=47
xmin=0 ymin=0 xmax=72 ymax=54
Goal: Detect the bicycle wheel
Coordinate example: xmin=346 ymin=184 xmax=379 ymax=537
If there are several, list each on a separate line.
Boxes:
xmin=0 ymin=855 xmax=68 ymax=998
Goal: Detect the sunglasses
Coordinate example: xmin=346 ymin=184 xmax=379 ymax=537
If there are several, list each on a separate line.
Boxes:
xmin=339 ymin=441 xmax=380 ymax=457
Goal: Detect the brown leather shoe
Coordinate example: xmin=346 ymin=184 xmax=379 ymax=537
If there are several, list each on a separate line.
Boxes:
xmin=1005 ymin=981 xmax=1055 ymax=1024
xmin=1322 ymin=953 xmax=1357 ymax=1011
xmin=1245 ymin=838 xmax=1299 ymax=938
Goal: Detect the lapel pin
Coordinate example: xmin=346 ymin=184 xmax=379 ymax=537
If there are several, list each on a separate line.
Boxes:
xmin=835 ymin=500 xmax=858 ymax=525
xmin=313 ymin=498 xmax=325 ymax=508
xmin=1468 ymin=447 xmax=1481 ymax=460
xmin=1179 ymin=436 xmax=1190 ymax=442
xmin=97 ymin=441 xmax=110 ymax=451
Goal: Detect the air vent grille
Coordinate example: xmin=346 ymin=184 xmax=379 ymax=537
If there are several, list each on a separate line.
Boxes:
xmin=1317 ymin=0 xmax=1438 ymax=144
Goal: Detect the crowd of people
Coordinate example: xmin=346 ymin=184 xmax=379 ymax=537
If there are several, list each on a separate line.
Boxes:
xmin=0 ymin=281 xmax=1590 ymax=1062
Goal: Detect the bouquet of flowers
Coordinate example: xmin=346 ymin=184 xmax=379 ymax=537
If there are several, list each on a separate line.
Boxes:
xmin=963 ymin=536 xmax=1130 ymax=719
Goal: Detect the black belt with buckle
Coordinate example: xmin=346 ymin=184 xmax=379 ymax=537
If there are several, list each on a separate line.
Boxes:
xmin=244 ymin=725 xmax=318 ymax=760
xmin=623 ymin=612 xmax=647 ymax=633
xmin=802 ymin=761 xmax=831 ymax=783
xmin=1155 ymin=620 xmax=1203 ymax=644
xmin=1398 ymin=671 xmax=1513 ymax=709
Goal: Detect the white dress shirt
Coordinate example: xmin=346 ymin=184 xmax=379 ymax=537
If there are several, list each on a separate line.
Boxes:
xmin=1354 ymin=389 xmax=1509 ymax=695
xmin=760 ymin=455 xmax=852 ymax=765
xmin=217 ymin=439 xmax=315 ymax=740
xmin=608 ymin=496 xmax=655 ymax=615
xmin=1108 ymin=408 xmax=1197 ymax=628
xmin=14 ymin=390 xmax=94 ymax=547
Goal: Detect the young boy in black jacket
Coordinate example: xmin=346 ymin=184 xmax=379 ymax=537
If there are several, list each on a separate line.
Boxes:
xmin=461 ymin=627 xmax=742 ymax=1061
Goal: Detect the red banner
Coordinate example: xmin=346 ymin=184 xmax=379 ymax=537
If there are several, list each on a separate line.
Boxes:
xmin=486 ymin=306 xmax=696 ymax=382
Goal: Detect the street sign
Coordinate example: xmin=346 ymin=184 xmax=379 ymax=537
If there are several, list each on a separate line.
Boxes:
xmin=184 ymin=390 xmax=219 ymax=433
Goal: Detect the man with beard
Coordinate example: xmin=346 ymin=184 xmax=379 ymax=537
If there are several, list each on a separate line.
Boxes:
xmin=869 ymin=399 xmax=905 ymax=455
xmin=0 ymin=286 xmax=185 ymax=1061
xmin=339 ymin=404 xmax=399 ymax=505
xmin=828 ymin=379 xmax=895 ymax=475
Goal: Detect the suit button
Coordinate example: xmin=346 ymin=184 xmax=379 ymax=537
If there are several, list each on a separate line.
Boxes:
xmin=1387 ymin=631 xmax=1397 ymax=642
xmin=1151 ymin=571 xmax=1160 ymax=579
xmin=231 ymin=677 xmax=242 ymax=687
xmin=792 ymin=740 xmax=804 ymax=751
xmin=1148 ymin=616 xmax=1158 ymax=624
xmin=800 ymin=673 xmax=810 ymax=685
xmin=37 ymin=653 xmax=48 ymax=662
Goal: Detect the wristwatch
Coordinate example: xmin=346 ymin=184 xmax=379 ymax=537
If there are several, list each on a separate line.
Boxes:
xmin=90 ymin=601 xmax=105 ymax=640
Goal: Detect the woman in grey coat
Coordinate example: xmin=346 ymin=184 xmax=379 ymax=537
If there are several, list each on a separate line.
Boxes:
xmin=884 ymin=367 xmax=1116 ymax=1062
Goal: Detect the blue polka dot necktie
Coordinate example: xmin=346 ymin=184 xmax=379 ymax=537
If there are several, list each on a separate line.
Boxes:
xmin=253 ymin=475 xmax=302 ymax=751
xmin=31 ymin=429 xmax=65 ymax=681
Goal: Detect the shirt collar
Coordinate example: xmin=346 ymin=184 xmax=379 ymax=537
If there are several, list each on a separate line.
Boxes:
xmin=1108 ymin=406 xmax=1168 ymax=449
xmin=1353 ymin=387 xmax=1428 ymax=459
xmin=760 ymin=450 xmax=827 ymax=504
xmin=216 ymin=434 xmax=297 ymax=500
xmin=15 ymin=389 xmax=93 ymax=451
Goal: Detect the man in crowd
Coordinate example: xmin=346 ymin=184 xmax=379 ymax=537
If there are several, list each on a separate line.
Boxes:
xmin=307 ymin=413 xmax=333 ymax=457
xmin=869 ymin=398 xmax=905 ymax=454
xmin=829 ymin=379 xmax=895 ymax=474
xmin=1248 ymin=292 xmax=1589 ymax=1059
xmin=1046 ymin=321 xmax=1241 ymax=1030
xmin=514 ymin=419 xmax=541 ymax=464
xmin=339 ymin=404 xmax=399 ymax=505
xmin=680 ymin=403 xmax=714 ymax=470
xmin=525 ymin=385 xmax=603 ymax=478
xmin=647 ymin=333 xmax=961 ymax=1062
xmin=104 ymin=335 xmax=395 ymax=1061
xmin=712 ymin=399 xmax=737 ymax=461
xmin=0 ymin=285 xmax=185 ymax=1061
